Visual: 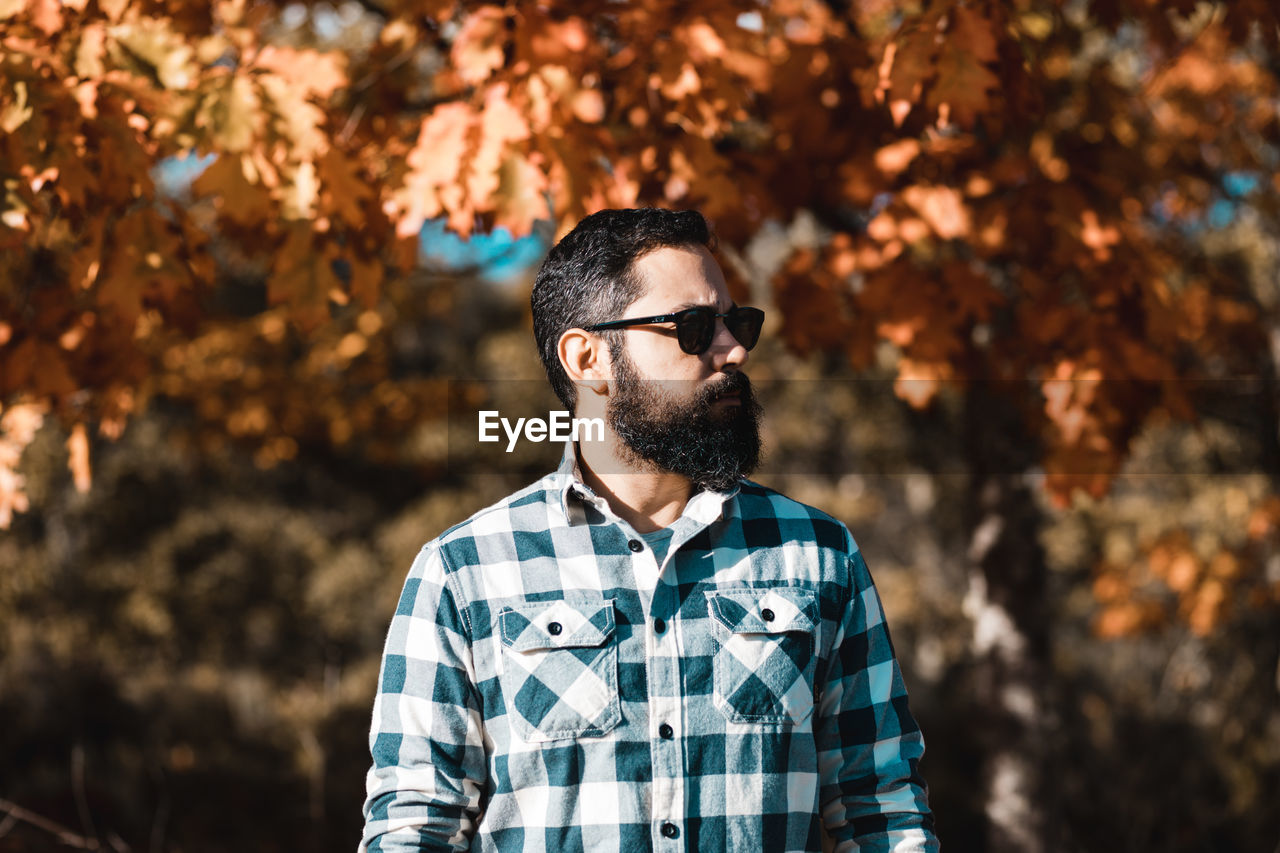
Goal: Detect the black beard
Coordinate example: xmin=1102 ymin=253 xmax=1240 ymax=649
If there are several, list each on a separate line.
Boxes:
xmin=607 ymin=353 xmax=762 ymax=492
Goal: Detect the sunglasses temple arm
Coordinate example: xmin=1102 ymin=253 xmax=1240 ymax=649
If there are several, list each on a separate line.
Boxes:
xmin=585 ymin=314 xmax=679 ymax=332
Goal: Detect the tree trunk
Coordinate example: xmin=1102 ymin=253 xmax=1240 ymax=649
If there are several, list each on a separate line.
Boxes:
xmin=962 ymin=380 xmax=1052 ymax=852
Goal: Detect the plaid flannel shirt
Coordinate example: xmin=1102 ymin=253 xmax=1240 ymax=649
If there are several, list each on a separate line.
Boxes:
xmin=361 ymin=447 xmax=937 ymax=852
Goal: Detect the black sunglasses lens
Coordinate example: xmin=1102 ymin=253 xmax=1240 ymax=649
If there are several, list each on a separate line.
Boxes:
xmin=727 ymin=307 xmax=764 ymax=350
xmin=675 ymin=308 xmax=715 ymax=354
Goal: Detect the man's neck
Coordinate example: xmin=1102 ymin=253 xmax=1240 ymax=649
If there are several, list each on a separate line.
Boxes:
xmin=576 ymin=435 xmax=693 ymax=533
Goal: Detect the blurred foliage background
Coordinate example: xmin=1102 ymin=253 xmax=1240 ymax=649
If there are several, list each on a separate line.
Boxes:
xmin=3 ymin=263 xmax=1278 ymax=851
xmin=3 ymin=0 xmax=1280 ymax=850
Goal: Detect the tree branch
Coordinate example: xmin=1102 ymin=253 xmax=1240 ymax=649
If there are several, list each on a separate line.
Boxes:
xmin=0 ymin=798 xmax=100 ymax=849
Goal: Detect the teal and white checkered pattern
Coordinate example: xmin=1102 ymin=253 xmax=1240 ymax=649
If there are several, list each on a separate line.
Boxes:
xmin=498 ymin=598 xmax=621 ymax=741
xmin=361 ymin=447 xmax=937 ymax=852
xmin=707 ymin=586 xmax=817 ymax=725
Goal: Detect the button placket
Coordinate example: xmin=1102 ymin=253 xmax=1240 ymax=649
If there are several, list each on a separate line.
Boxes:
xmin=646 ymin=581 xmax=683 ymax=851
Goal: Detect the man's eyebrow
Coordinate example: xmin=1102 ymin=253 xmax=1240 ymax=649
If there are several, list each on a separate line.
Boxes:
xmin=672 ymin=301 xmax=737 ymax=311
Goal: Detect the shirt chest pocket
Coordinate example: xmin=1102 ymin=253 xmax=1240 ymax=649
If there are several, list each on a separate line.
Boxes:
xmin=497 ymin=598 xmax=621 ymax=742
xmin=707 ymin=587 xmax=818 ymax=726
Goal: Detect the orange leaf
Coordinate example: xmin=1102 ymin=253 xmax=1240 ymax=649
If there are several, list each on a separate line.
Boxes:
xmin=269 ymin=224 xmax=340 ymax=329
xmin=98 ymin=0 xmax=126 ymax=22
xmin=522 ymin=15 xmax=591 ymax=63
xmin=32 ymin=343 xmax=78 ymax=398
xmin=400 ymin=0 xmax=455 ymax=22
xmin=67 ymin=423 xmax=91 ymax=493
xmin=901 ymin=184 xmax=971 ymax=239
xmin=1187 ymin=578 xmax=1227 ymax=636
xmin=1080 ymin=209 xmax=1119 ymax=261
xmin=2 ymin=338 xmax=39 ymax=396
xmin=53 ymin=143 xmax=98 ymax=208
xmin=1042 ymin=443 xmax=1118 ymax=507
xmin=0 ymin=465 xmax=29 ymax=528
xmin=950 ymin=5 xmax=999 ymax=63
xmin=571 ymin=89 xmax=605 ymax=124
xmin=878 ymin=19 xmax=938 ymax=125
xmin=258 ymin=74 xmax=328 ymax=159
xmin=30 ymin=0 xmax=61 ymax=36
xmin=874 ymin=139 xmax=921 ymax=177
xmin=396 ymin=102 xmax=475 ymax=238
xmin=348 ymin=254 xmax=382 ymax=309
xmin=771 ymin=248 xmax=855 ymax=356
xmin=75 ymin=22 xmax=107 ymax=79
xmin=452 ymin=6 xmax=507 ymax=86
xmin=255 ymin=46 xmax=347 ymax=100
xmin=466 ymin=83 xmax=531 ymax=207
xmin=1095 ymin=602 xmax=1148 ymax=639
xmin=0 ymin=401 xmax=46 ymax=529
xmin=68 ymin=218 xmax=106 ymax=290
xmin=195 ymin=72 xmax=262 ymax=153
xmin=894 ymin=357 xmax=952 ymax=409
xmin=97 ymin=210 xmax=189 ymax=320
xmin=317 ymin=148 xmax=371 ymax=226
xmin=493 ymin=153 xmax=548 ymax=237
xmin=97 ymin=263 xmax=145 ymax=326
xmin=109 ymin=15 xmax=196 ymax=89
xmin=0 ymin=0 xmax=26 ymax=22
xmin=942 ymin=261 xmax=1000 ymax=322
xmin=927 ymin=7 xmax=1000 ymax=127
xmin=1247 ymin=497 xmax=1280 ymax=540
xmin=192 ymin=154 xmax=274 ymax=226
xmin=719 ymin=36 xmax=772 ymax=91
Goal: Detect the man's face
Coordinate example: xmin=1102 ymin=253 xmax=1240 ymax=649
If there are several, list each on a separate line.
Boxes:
xmin=603 ymin=245 xmax=762 ymax=491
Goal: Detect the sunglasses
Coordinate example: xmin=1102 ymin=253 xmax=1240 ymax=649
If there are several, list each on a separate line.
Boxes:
xmin=584 ymin=305 xmax=765 ymax=355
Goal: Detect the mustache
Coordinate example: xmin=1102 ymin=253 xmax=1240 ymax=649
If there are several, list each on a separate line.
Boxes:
xmin=698 ymin=371 xmax=753 ymax=406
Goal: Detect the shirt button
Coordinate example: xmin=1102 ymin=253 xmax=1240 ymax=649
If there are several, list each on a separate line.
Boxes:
xmin=653 ymin=618 xmax=666 ymax=634
xmin=660 ymin=822 xmax=679 ymax=839
xmin=628 ymin=539 xmax=643 ymax=552
xmin=658 ymin=723 xmax=674 ymax=739
xmin=761 ymin=608 xmax=775 ymax=622
xmin=547 ymin=622 xmax=562 ymax=636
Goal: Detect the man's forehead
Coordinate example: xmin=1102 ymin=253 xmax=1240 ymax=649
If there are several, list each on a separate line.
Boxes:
xmin=628 ymin=244 xmax=730 ymax=307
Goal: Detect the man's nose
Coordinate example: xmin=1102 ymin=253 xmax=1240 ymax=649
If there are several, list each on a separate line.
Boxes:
xmin=709 ymin=317 xmax=749 ymax=370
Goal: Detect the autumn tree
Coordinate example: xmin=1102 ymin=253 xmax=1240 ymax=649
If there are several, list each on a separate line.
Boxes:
xmin=4 ymin=0 xmax=1280 ymax=847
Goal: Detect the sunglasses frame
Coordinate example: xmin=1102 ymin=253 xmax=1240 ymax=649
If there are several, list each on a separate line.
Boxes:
xmin=584 ymin=306 xmax=765 ymax=355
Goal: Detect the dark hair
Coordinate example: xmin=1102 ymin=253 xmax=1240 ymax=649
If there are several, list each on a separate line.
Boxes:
xmin=531 ymin=208 xmax=714 ymax=411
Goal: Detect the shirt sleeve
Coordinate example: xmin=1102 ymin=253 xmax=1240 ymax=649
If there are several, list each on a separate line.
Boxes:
xmin=360 ymin=544 xmax=487 ymax=853
xmin=816 ymin=547 xmax=940 ymax=852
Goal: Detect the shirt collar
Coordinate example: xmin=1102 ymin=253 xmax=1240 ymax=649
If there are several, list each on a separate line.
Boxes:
xmin=552 ymin=441 xmax=597 ymax=525
xmin=552 ymin=440 xmax=739 ymax=527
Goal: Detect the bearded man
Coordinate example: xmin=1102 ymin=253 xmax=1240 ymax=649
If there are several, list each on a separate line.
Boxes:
xmin=360 ymin=209 xmax=938 ymax=852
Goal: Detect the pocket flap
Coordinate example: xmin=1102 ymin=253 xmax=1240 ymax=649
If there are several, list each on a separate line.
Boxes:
xmin=499 ymin=599 xmax=616 ymax=652
xmin=708 ymin=587 xmax=815 ymax=635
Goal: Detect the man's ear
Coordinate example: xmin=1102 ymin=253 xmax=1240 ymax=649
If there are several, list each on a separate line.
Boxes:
xmin=558 ymin=328 xmax=611 ymax=398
